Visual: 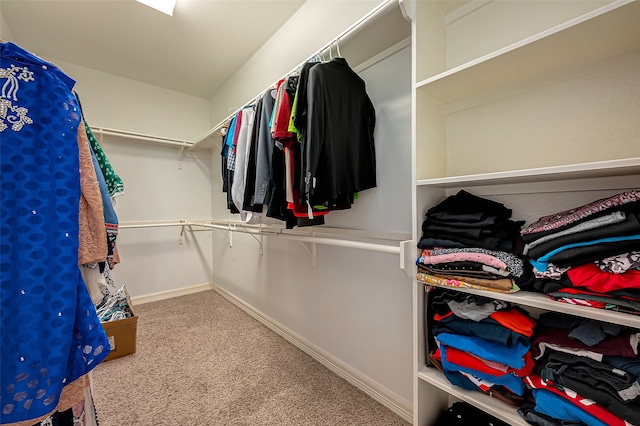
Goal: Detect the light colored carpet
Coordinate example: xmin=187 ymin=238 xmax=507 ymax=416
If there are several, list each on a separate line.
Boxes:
xmin=91 ymin=290 xmax=410 ymax=426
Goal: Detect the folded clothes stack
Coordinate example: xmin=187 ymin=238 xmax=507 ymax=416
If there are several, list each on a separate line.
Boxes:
xmin=425 ymin=289 xmax=640 ymax=425
xmin=521 ymin=312 xmax=640 ymax=426
xmin=523 ymin=189 xmax=640 ymax=314
xmin=417 ymin=190 xmax=529 ymax=293
xmin=427 ymin=287 xmax=537 ymax=405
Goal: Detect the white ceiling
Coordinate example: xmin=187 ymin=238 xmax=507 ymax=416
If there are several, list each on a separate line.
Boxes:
xmin=1 ymin=0 xmax=306 ymax=99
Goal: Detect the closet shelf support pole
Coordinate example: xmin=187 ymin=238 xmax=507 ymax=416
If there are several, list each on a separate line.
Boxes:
xmin=228 ymin=223 xmax=235 ymax=248
xmin=195 ymin=222 xmax=233 ymax=246
xmin=234 ymin=223 xmax=263 ymax=254
xmin=178 ymin=221 xmax=188 ymax=245
xmin=178 ymin=146 xmax=184 ymax=170
xmin=297 ymin=240 xmax=317 ymax=268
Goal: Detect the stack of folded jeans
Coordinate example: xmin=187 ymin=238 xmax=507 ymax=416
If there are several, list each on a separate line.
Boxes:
xmin=522 ymin=189 xmax=640 ymax=314
xmin=428 ymin=288 xmax=537 ymax=403
xmin=417 ymin=190 xmax=529 ymax=293
xmin=522 ymin=312 xmax=640 ymax=426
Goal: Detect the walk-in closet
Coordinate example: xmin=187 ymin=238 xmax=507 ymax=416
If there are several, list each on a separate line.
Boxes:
xmin=1 ymin=0 xmax=639 ymax=425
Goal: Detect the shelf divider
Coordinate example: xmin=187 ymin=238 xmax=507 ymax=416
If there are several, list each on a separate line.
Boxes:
xmin=416 ymin=279 xmax=640 ymax=328
xmin=418 ymin=367 xmax=529 ymax=426
xmin=416 ymin=158 xmax=640 ymax=188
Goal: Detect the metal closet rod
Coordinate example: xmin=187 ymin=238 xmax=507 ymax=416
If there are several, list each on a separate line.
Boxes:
xmin=194 ymin=0 xmax=397 ymax=145
xmin=118 ymin=219 xmax=402 ymax=255
xmin=119 ymin=221 xmax=190 ymax=229
xmin=93 ymin=127 xmax=194 ymax=148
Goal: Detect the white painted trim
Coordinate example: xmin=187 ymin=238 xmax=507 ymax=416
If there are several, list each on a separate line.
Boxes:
xmin=130 ymin=283 xmax=215 ymax=305
xmin=212 ymin=283 xmax=413 ymax=423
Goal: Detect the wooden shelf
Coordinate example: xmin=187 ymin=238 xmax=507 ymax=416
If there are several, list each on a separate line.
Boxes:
xmin=418 ymin=367 xmax=529 ymax=426
xmin=417 ymin=280 xmax=640 ymax=329
xmin=416 ymin=0 xmax=640 ymax=104
xmin=416 ymin=158 xmax=640 ymax=188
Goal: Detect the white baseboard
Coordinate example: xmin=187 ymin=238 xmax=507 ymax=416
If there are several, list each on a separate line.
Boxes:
xmin=212 ymin=283 xmax=413 ymax=423
xmin=130 ymin=283 xmax=215 ymax=305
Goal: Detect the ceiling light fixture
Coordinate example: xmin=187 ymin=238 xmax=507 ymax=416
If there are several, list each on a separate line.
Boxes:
xmin=136 ymin=0 xmax=177 ymax=16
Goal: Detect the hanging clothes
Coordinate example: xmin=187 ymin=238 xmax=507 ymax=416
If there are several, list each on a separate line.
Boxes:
xmin=0 ymin=42 xmax=109 ymax=425
xmin=287 ymin=61 xmax=334 ymax=220
xmin=87 ymin=137 xmax=119 ymax=261
xmin=220 ymin=57 xmax=377 ymax=226
xmin=302 ymin=57 xmax=377 ymax=209
xmin=73 ymin=96 xmax=121 ymax=267
xmin=221 ymin=113 xmax=241 ymax=214
xmin=266 ymin=80 xmax=292 ymax=224
xmin=84 ymin=122 xmax=124 ymax=199
xmin=77 ymin=121 xmax=108 ymax=265
xmin=253 ymin=88 xmax=277 ymax=208
xmin=231 ymin=107 xmax=256 ymax=220
xmin=242 ymin=96 xmax=264 ymax=219
xmin=244 ymin=89 xmax=275 ymax=218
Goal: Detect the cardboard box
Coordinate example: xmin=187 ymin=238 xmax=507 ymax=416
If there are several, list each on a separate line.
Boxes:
xmin=101 ymin=296 xmax=137 ymax=361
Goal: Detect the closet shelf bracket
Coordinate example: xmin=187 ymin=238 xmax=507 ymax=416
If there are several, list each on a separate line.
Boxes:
xmin=221 ymin=225 xmax=233 ymax=248
xmin=178 ymin=146 xmax=184 ymax=170
xmin=297 ymin=234 xmax=317 ymax=268
xmin=178 ymin=221 xmax=188 ymax=245
xmin=192 ymin=222 xmax=234 ymax=247
xmin=231 ymin=223 xmax=264 ymax=255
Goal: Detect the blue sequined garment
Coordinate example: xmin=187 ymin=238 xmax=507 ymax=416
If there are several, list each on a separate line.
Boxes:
xmin=1 ymin=42 xmax=109 ymax=425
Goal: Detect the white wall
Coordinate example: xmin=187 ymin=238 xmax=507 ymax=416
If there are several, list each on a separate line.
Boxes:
xmin=208 ymin=0 xmax=383 ymax=125
xmin=51 ymin=59 xmax=210 ymax=141
xmin=104 ymin=141 xmax=214 ymax=298
xmin=210 ymin=47 xmax=413 ymax=405
xmin=43 ymin=58 xmax=214 ymax=298
xmin=0 ymin=9 xmax=14 ymax=41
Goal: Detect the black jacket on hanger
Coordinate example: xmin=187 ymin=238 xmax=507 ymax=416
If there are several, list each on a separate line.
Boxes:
xmin=303 ymin=58 xmax=376 ymax=206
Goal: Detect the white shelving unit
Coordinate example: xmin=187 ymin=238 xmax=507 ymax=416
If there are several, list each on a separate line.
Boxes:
xmin=411 ymin=1 xmax=640 ymax=425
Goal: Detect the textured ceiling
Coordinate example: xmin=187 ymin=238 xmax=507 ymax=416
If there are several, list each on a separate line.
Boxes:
xmin=1 ymin=0 xmax=306 ymax=98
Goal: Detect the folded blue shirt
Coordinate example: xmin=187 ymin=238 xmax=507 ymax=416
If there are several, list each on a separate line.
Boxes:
xmin=533 ymin=389 xmax=608 ymax=426
xmin=436 ymin=333 xmax=529 ymax=369
xmin=434 ymin=316 xmax=530 ymax=348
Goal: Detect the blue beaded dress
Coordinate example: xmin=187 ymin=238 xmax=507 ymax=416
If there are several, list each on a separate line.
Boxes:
xmin=1 ymin=42 xmax=109 ymax=425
